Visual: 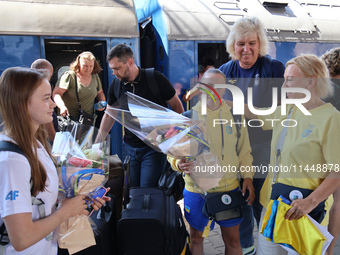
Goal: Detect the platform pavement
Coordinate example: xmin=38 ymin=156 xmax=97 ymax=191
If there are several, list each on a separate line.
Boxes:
xmin=177 ymin=199 xmax=340 ymax=255
xmin=1 ymin=200 xmax=340 ymax=254
xmin=202 ymin=223 xmax=340 ymax=255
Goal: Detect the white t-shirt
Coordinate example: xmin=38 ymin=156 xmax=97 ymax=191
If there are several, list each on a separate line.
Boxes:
xmin=0 ymin=134 xmax=58 ymax=255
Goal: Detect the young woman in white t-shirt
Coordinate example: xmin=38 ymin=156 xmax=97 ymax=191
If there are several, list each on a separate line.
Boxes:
xmin=0 ymin=67 xmax=109 ymax=254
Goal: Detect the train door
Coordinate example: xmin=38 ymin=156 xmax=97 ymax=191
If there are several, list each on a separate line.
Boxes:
xmin=197 ymin=43 xmax=229 ymax=75
xmin=44 ymin=39 xmax=108 ymax=128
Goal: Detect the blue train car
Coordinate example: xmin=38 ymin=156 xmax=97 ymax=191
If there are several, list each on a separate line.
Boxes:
xmin=0 ymin=0 xmax=142 ymax=156
xmin=135 ymin=0 xmax=340 ymax=110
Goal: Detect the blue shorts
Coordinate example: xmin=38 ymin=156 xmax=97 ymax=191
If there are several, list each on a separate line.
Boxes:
xmin=183 ymin=189 xmax=243 ymax=232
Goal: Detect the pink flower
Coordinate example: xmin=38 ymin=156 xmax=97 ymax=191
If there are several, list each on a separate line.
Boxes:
xmin=164 ymin=126 xmax=179 ymax=139
xmin=68 ymin=157 xmax=92 ymax=167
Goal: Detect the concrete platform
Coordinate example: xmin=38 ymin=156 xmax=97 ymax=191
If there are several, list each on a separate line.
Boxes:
xmin=1 ymin=199 xmax=339 ymax=254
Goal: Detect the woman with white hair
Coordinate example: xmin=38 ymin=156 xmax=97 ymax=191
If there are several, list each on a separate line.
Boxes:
xmin=219 ymin=16 xmax=285 ymax=255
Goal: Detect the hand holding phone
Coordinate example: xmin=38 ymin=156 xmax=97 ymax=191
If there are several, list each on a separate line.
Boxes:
xmin=87 ymin=186 xmax=109 ymax=215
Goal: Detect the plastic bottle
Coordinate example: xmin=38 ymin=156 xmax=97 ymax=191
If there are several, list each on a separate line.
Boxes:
xmin=94 ymin=100 xmax=107 ymax=110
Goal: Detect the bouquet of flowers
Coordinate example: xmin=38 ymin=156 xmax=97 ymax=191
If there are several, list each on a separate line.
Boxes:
xmin=52 ymin=124 xmax=110 ymax=254
xmin=105 ymin=92 xmax=223 ymax=191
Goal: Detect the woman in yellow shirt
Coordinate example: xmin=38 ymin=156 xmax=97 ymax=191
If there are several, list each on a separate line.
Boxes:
xmin=240 ymin=54 xmax=340 ymax=254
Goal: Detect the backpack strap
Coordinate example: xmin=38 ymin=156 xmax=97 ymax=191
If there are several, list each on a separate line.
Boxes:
xmin=0 ymin=141 xmax=52 ymax=242
xmin=0 ymin=222 xmax=7 ymax=245
xmin=145 ymin=68 xmax=167 ymax=107
xmin=0 ymin=141 xmax=25 ymax=245
xmin=113 ymin=77 xmax=122 ymax=100
xmin=0 ymin=141 xmax=25 ymax=156
xmin=113 ymin=69 xmax=167 ymax=107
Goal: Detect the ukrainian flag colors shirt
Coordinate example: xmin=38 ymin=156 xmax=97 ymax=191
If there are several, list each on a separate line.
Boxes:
xmin=258 ymin=103 xmax=340 ymax=216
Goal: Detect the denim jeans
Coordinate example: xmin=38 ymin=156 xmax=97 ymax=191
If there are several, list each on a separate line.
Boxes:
xmin=122 ymin=143 xmax=167 ymax=187
xmin=240 ymin=140 xmax=271 ymax=248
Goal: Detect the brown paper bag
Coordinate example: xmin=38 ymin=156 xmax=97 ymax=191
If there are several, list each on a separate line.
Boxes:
xmin=58 ymin=215 xmax=96 ymax=254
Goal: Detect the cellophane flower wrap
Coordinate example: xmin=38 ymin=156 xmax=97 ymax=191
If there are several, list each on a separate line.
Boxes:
xmin=52 ymin=124 xmax=110 ymax=254
xmin=105 ymin=92 xmax=222 ymax=192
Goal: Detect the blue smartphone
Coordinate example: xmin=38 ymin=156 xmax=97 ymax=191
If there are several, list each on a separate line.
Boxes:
xmin=87 ymin=186 xmax=109 ymax=215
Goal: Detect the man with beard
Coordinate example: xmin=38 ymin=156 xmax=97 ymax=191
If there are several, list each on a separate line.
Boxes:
xmin=99 ymin=44 xmax=184 ymax=188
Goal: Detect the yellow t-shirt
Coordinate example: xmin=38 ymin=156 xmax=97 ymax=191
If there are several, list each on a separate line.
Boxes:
xmin=168 ymin=101 xmax=253 ymax=193
xmin=259 ymin=103 xmax=340 ymax=224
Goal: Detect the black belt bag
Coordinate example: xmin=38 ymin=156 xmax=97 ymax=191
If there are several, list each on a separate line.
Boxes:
xmin=270 ymin=183 xmax=326 ymax=223
xmin=202 ymin=191 xmax=246 ymax=221
xmin=78 ymin=109 xmax=95 ymax=126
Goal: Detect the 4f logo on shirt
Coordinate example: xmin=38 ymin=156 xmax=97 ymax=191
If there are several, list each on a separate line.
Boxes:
xmin=5 ymin=190 xmax=19 ymax=200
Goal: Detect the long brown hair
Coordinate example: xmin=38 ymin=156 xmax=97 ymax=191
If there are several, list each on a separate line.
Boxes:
xmin=0 ymin=67 xmax=54 ymax=196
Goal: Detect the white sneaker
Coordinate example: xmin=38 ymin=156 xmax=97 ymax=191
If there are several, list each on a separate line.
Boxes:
xmin=242 ymin=245 xmax=256 ymax=255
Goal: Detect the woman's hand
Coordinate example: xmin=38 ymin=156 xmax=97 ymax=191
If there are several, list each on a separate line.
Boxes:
xmin=285 ymin=197 xmax=316 ymax=220
xmin=177 ymin=158 xmax=192 ymax=174
xmin=59 ymin=105 xmax=69 ymax=117
xmin=242 ymin=178 xmax=255 ymax=205
xmin=91 ymin=187 xmax=111 ymax=211
xmin=59 ymin=195 xmax=88 ymax=219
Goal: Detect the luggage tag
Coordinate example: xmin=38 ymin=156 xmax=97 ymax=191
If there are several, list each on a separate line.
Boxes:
xmin=87 ymin=186 xmax=109 ymax=216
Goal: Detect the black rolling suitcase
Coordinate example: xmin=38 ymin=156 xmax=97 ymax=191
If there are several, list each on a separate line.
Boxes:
xmin=117 ymin=187 xmax=189 ymax=255
xmin=118 ymin=156 xmax=189 ymax=255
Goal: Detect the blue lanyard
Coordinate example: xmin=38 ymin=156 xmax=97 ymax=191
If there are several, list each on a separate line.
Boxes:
xmin=60 ymin=164 xmax=106 ymax=198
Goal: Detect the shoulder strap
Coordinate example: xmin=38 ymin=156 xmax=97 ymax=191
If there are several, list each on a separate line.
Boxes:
xmin=0 ymin=222 xmax=7 ymax=245
xmin=230 ymin=109 xmax=241 ymax=156
xmin=0 ymin=141 xmax=52 ymax=242
xmin=113 ymin=77 xmax=122 ymax=100
xmin=272 ymin=107 xmax=294 ymax=184
xmin=0 ymin=141 xmax=25 ymax=156
xmin=71 ymin=72 xmax=83 ymax=111
xmin=0 ymin=141 xmax=26 ymax=244
xmin=145 ymin=68 xmax=167 ymax=107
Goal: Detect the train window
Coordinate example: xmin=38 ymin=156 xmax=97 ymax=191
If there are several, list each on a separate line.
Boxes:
xmin=58 ymin=66 xmax=69 ymax=79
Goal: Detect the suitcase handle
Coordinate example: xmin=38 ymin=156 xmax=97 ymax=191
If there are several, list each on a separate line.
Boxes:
xmin=123 ymin=156 xmax=131 ymax=209
xmin=142 ymin=194 xmax=150 ymax=211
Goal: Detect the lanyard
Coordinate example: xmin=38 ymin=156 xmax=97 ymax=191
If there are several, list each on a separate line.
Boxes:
xmin=60 ymin=164 xmax=106 ymax=197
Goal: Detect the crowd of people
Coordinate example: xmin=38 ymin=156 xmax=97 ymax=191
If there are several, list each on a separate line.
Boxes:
xmin=0 ymin=15 xmax=340 ymax=255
